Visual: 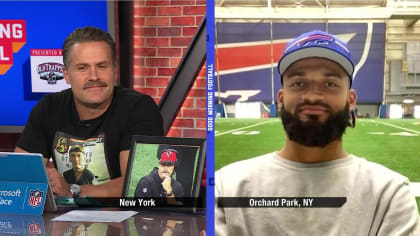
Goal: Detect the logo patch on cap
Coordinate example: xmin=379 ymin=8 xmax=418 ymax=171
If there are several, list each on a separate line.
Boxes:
xmin=159 ymin=149 xmax=178 ymax=163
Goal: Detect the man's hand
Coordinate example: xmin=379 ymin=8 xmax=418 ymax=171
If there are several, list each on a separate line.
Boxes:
xmin=161 ymin=176 xmax=173 ymax=195
xmin=46 ymin=166 xmax=71 ymax=197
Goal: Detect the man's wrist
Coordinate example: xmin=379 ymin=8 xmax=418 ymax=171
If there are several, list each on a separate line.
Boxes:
xmin=69 ymin=184 xmax=81 ymax=198
xmin=166 ymin=191 xmax=174 ymax=196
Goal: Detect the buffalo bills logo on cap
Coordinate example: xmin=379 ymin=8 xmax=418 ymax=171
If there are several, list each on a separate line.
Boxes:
xmin=287 ymin=33 xmax=334 ymax=52
xmin=159 ymin=149 xmax=178 ymax=164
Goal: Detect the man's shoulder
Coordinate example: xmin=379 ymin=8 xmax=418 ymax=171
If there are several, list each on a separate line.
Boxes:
xmin=216 ymin=153 xmax=275 ymax=179
xmin=138 ymin=172 xmax=155 ymax=183
xmin=62 ymin=169 xmax=72 ymax=176
xmin=114 ymin=87 xmax=151 ymax=103
xmin=84 ymin=168 xmax=95 ymax=176
xmin=35 ymin=88 xmax=72 ymax=109
xmin=112 ymin=87 xmax=157 ymax=111
xmin=352 ymin=155 xmax=409 ymax=185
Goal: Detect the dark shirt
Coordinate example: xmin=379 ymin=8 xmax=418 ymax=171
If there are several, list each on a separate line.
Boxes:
xmin=63 ymin=168 xmax=95 ymax=185
xmin=17 ymin=87 xmax=163 ymax=179
xmin=134 ymin=167 xmax=184 ymax=198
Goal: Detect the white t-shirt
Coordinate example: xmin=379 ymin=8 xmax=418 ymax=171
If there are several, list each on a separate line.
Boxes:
xmin=215 ymin=153 xmax=419 ymax=236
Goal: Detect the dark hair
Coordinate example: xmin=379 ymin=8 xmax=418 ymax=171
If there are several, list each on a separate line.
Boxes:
xmin=62 ymin=26 xmax=116 ymax=68
xmin=69 ymin=145 xmax=84 ymax=154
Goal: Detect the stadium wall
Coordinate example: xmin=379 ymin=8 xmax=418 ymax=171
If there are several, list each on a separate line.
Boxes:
xmin=384 ymin=19 xmax=420 ymax=117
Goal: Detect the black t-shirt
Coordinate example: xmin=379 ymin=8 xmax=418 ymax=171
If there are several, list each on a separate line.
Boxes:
xmin=134 ymin=167 xmax=184 ymax=197
xmin=17 ymin=87 xmax=163 ymax=181
xmin=63 ymin=168 xmax=95 ymax=185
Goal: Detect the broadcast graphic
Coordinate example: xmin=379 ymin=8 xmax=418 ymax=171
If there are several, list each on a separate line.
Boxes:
xmin=0 ymin=20 xmax=26 ymax=75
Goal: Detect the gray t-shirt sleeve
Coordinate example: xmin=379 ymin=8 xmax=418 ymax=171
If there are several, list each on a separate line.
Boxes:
xmin=376 ymin=181 xmax=420 ymax=236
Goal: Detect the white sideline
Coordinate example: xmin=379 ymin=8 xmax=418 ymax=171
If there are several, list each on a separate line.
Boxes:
xmin=370 ymin=120 xmax=420 ymax=134
xmin=215 ymin=120 xmax=275 ymax=136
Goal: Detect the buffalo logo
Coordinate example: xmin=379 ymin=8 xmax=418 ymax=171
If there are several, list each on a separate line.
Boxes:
xmin=28 ymin=189 xmax=44 ymax=208
xmin=37 ymin=62 xmax=64 ymax=84
xmin=28 ymin=223 xmax=42 ymax=235
xmin=55 ymin=137 xmax=68 ymax=154
xmin=297 ymin=34 xmax=334 ymax=48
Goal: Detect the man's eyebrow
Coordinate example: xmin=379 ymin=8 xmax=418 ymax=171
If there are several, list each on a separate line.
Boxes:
xmin=284 ymin=71 xmax=305 ymax=78
xmin=324 ymin=71 xmax=344 ymax=78
xmin=96 ymin=61 xmax=110 ymax=65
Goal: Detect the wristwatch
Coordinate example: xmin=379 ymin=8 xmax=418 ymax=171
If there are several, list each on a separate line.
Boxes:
xmin=69 ymin=184 xmax=80 ymax=198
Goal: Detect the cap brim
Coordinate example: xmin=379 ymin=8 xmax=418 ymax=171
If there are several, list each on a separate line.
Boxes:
xmin=278 ymin=47 xmax=354 ymax=77
xmin=159 ymin=161 xmax=175 ymax=164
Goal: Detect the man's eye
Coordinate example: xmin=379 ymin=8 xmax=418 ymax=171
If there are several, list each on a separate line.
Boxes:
xmin=291 ymin=82 xmax=304 ymax=87
xmin=77 ymin=66 xmax=87 ymax=71
xmin=326 ymin=82 xmax=338 ymax=87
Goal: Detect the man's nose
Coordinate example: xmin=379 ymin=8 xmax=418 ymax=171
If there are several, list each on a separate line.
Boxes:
xmin=88 ymin=67 xmax=99 ymax=81
xmin=301 ymin=82 xmax=325 ymax=103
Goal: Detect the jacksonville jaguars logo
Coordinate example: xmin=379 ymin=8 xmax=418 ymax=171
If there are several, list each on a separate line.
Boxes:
xmin=55 ymin=137 xmax=68 ymax=154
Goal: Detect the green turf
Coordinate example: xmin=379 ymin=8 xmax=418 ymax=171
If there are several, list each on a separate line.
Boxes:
xmin=417 ymin=198 xmax=420 ymax=214
xmin=215 ymin=118 xmax=420 ymax=212
xmin=126 ymin=143 xmax=160 ymax=197
xmin=215 ymin=118 xmax=420 ymax=181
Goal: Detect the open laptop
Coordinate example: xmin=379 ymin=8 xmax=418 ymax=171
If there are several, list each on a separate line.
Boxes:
xmin=0 ymin=152 xmax=57 ymax=213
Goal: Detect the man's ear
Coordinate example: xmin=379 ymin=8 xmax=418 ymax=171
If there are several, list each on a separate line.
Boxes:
xmin=348 ymin=89 xmax=357 ymax=111
xmin=277 ymin=90 xmax=284 ymax=108
xmin=63 ymin=66 xmax=71 ymax=85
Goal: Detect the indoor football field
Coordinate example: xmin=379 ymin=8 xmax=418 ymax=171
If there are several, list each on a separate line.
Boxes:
xmin=215 ymin=118 xmax=420 ymax=211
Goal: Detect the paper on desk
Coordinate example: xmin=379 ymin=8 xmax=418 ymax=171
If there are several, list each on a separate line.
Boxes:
xmin=52 ymin=210 xmax=138 ymax=222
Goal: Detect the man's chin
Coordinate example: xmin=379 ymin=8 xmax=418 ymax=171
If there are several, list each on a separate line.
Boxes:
xmin=298 ymin=113 xmax=329 ymax=124
xmin=281 ymin=103 xmax=350 ymax=147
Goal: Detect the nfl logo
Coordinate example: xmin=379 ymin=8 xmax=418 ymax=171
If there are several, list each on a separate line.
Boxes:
xmin=29 ymin=189 xmax=44 ymax=208
xmin=28 ymin=223 xmax=42 ymax=235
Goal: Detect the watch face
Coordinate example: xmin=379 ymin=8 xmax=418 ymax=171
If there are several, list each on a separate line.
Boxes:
xmin=70 ymin=184 xmax=80 ymax=194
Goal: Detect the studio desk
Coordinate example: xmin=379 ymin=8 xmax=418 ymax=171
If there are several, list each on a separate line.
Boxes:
xmin=0 ymin=208 xmax=206 ymax=235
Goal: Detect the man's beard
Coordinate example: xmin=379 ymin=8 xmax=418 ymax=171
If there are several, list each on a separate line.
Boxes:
xmin=280 ymin=102 xmax=351 ymax=147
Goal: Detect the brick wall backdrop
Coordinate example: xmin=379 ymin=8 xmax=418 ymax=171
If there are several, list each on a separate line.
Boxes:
xmin=132 ymin=0 xmax=206 ymax=138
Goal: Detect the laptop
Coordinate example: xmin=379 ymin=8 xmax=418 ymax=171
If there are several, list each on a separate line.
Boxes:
xmin=0 ymin=152 xmax=57 ymax=213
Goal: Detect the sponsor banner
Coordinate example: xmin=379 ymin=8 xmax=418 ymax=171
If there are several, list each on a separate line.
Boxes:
xmin=0 ymin=182 xmax=47 ymax=215
xmin=216 ymin=22 xmax=385 ymax=103
xmin=30 ymin=49 xmax=69 ymax=93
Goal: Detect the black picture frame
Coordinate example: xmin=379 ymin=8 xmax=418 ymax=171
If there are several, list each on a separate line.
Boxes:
xmin=122 ymin=135 xmax=206 ymax=213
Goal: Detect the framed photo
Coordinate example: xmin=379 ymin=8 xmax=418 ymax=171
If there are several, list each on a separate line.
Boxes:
xmin=123 ymin=135 xmax=206 ymax=213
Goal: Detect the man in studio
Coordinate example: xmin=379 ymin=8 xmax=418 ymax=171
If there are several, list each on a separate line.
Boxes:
xmin=16 ymin=26 xmax=163 ymax=198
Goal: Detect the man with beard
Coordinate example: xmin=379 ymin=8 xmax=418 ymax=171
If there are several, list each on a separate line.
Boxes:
xmin=135 ymin=146 xmax=184 ymax=198
xmin=215 ymin=30 xmax=419 ymax=236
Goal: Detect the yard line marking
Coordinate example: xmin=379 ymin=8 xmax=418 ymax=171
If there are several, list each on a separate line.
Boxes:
xmin=216 ymin=120 xmax=276 ymax=136
xmin=370 ymin=120 xmax=420 ymax=134
xmin=410 ymin=182 xmax=420 ymax=197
